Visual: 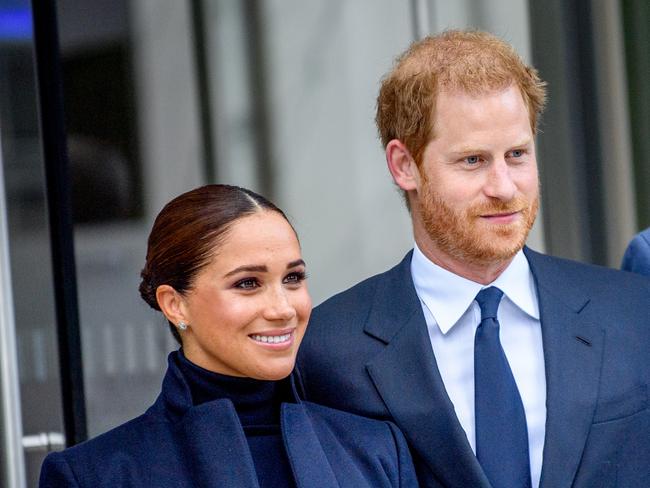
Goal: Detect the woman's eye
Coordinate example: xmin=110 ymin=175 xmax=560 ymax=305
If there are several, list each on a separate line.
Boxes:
xmin=283 ymin=271 xmax=306 ymax=285
xmin=235 ymin=278 xmax=259 ymax=289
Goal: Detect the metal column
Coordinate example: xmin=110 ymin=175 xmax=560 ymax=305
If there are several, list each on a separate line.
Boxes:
xmin=0 ymin=133 xmax=26 ymax=488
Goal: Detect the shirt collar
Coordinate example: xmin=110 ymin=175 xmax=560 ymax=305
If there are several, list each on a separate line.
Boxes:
xmin=411 ymin=243 xmax=539 ymax=334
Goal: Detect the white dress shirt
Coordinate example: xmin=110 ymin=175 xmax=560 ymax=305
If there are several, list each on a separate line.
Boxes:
xmin=411 ymin=244 xmax=546 ymax=488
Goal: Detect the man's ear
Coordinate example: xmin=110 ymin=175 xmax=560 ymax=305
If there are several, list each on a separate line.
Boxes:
xmin=385 ymin=139 xmax=419 ymax=191
xmin=156 ymin=284 xmax=188 ymax=326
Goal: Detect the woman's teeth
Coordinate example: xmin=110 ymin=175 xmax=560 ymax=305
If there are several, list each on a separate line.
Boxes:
xmin=251 ymin=333 xmax=291 ymax=344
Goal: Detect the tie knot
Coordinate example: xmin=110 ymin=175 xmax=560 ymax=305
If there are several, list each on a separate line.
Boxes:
xmin=475 ymin=286 xmax=504 ymax=320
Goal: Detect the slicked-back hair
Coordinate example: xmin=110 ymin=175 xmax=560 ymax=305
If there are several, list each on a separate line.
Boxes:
xmin=139 ymin=184 xmax=291 ymax=344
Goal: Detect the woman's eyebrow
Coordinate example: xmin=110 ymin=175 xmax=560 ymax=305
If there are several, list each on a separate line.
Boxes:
xmin=223 ymin=265 xmax=267 ymax=278
xmin=223 ymin=259 xmax=305 ymax=278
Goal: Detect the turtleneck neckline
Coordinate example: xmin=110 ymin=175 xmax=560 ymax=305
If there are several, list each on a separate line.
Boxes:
xmin=175 ymin=350 xmax=291 ymax=427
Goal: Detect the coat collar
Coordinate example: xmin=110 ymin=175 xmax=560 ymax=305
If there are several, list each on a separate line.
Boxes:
xmin=149 ymin=354 xmax=340 ymax=488
xmin=153 ymin=351 xmax=303 ymax=423
xmin=172 ymin=401 xmax=340 ymax=488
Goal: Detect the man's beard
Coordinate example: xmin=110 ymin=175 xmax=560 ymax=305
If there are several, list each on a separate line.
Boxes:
xmin=419 ymin=179 xmax=539 ymax=267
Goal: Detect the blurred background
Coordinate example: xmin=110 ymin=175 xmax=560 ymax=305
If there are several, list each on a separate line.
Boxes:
xmin=0 ymin=0 xmax=648 ymax=485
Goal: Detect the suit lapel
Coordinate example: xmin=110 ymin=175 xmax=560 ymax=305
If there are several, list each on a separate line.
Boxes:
xmin=364 ymin=253 xmax=490 ymax=488
xmin=526 ymin=249 xmax=605 ymax=488
xmin=281 ymin=404 xmax=340 ymax=488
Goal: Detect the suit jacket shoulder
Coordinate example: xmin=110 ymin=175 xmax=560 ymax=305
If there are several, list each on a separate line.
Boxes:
xmin=524 ymin=247 xmax=650 ymax=312
xmin=298 ymin=252 xmax=419 ymax=416
xmin=310 ymin=253 xmax=409 ymax=323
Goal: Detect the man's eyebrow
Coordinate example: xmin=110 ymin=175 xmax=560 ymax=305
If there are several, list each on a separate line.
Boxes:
xmin=223 ymin=265 xmax=267 ymax=278
xmin=448 ymin=147 xmax=490 ymax=156
xmin=449 ymin=139 xmax=533 ymax=157
xmin=508 ymin=138 xmax=533 ymax=148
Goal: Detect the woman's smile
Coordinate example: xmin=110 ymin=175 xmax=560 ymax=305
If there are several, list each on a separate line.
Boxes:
xmin=249 ymin=329 xmax=295 ymax=347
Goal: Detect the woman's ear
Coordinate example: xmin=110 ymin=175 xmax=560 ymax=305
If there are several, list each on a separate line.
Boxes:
xmin=385 ymin=139 xmax=420 ymax=191
xmin=156 ymin=285 xmax=187 ymax=326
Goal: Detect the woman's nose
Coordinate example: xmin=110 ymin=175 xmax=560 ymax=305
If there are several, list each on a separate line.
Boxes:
xmin=263 ymin=288 xmax=297 ymax=321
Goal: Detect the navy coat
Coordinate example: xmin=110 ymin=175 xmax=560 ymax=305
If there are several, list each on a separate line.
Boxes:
xmin=298 ymin=248 xmax=650 ymax=487
xmin=40 ymin=355 xmax=418 ymax=487
xmin=622 ymin=227 xmax=650 ymax=276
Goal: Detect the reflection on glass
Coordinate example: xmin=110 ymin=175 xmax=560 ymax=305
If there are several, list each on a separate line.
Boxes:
xmin=0 ymin=0 xmax=64 ymax=485
xmin=57 ymin=0 xmax=180 ymax=437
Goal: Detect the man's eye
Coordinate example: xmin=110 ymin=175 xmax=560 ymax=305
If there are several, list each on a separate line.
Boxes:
xmin=465 ymin=155 xmax=481 ymax=165
xmin=511 ymin=149 xmax=524 ymax=158
xmin=235 ymin=278 xmax=259 ymax=289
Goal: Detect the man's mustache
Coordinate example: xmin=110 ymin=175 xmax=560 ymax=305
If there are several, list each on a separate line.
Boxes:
xmin=469 ymin=197 xmax=533 ymax=217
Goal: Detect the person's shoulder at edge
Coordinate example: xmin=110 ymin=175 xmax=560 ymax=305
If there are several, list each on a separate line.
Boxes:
xmin=621 ymin=228 xmax=650 ymax=276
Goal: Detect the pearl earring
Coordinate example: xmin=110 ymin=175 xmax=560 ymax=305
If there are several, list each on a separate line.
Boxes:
xmin=178 ymin=321 xmax=188 ymax=331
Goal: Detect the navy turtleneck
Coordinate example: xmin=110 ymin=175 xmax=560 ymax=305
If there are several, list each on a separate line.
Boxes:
xmin=175 ymin=351 xmax=296 ymax=488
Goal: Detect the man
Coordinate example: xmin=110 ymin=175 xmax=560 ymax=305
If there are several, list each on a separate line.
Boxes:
xmin=622 ymin=227 xmax=650 ymax=276
xmin=297 ymin=31 xmax=650 ymax=488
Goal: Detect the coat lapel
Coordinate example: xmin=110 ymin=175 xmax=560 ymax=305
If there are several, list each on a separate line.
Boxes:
xmin=157 ymin=355 xmax=260 ymax=487
xmin=525 ymin=249 xmax=605 ymax=488
xmin=281 ymin=404 xmax=341 ymax=488
xmin=176 ymin=400 xmax=261 ymax=488
xmin=364 ymin=252 xmax=490 ymax=488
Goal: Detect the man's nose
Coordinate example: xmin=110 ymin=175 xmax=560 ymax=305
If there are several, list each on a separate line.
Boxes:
xmin=483 ymin=159 xmax=517 ymax=201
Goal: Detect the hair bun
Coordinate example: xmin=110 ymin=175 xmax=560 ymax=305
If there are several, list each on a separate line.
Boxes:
xmin=139 ymin=268 xmax=161 ymax=311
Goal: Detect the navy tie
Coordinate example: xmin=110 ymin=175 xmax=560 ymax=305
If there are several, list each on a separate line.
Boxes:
xmin=474 ymin=287 xmax=532 ymax=488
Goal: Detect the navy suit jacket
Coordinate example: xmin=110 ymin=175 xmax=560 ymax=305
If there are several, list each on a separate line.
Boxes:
xmin=40 ymin=354 xmax=418 ymax=487
xmin=622 ymin=228 xmax=650 ymax=276
xmin=297 ymin=248 xmax=650 ymax=487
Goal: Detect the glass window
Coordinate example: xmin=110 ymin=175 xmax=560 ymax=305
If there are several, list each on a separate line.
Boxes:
xmin=0 ymin=0 xmax=64 ymax=485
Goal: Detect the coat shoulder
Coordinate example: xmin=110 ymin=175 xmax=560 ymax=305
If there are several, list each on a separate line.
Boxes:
xmin=40 ymin=410 xmax=173 ymax=487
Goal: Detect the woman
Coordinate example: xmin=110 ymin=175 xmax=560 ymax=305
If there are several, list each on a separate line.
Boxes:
xmin=40 ymin=184 xmax=417 ymax=487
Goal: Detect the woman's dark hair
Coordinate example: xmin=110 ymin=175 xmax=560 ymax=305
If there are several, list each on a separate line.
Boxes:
xmin=139 ymin=184 xmax=291 ymax=344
